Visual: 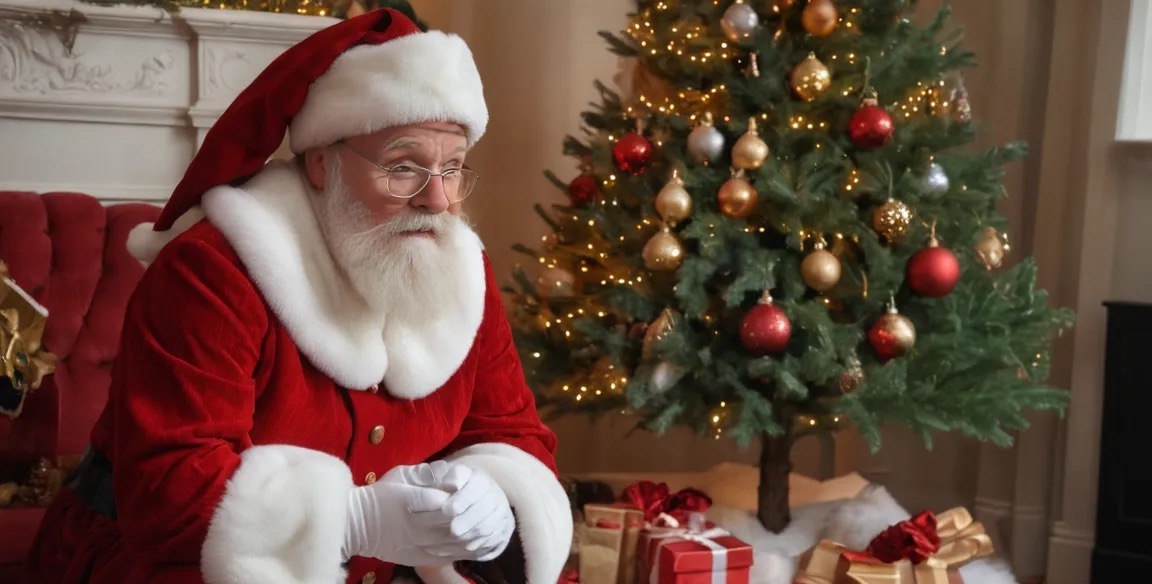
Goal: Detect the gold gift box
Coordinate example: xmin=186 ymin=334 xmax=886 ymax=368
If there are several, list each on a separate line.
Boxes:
xmin=795 ymin=507 xmax=995 ymax=584
xmin=0 ymin=259 xmax=57 ymax=418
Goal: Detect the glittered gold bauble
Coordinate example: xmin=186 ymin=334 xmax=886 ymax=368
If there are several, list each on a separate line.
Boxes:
xmin=642 ymin=227 xmax=685 ymax=272
xmin=790 ymin=52 xmax=831 ymax=102
xmin=871 ymin=198 xmax=913 ymax=241
xmin=801 ymin=239 xmax=841 ymax=292
xmin=974 ymin=226 xmax=1007 ymax=270
xmin=642 ymin=308 xmax=676 ymax=359
xmin=536 ymin=266 xmax=576 ymax=299
xmin=868 ymin=303 xmax=916 ymax=362
xmin=802 ymin=0 xmax=839 ymax=37
xmin=718 ymin=170 xmax=758 ymax=219
xmin=655 ymin=169 xmax=693 ymax=225
xmin=732 ymin=117 xmax=770 ymax=170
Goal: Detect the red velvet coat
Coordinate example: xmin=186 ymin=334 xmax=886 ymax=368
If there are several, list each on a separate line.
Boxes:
xmin=21 ymin=162 xmax=572 ymax=584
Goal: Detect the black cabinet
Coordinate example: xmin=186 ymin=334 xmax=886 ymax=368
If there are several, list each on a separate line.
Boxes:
xmin=1091 ymin=301 xmax=1152 ymax=581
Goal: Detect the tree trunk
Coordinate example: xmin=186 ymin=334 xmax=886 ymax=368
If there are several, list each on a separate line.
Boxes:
xmin=757 ymin=430 xmax=794 ymax=533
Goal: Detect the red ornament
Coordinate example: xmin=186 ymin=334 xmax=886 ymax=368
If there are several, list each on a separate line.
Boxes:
xmin=613 ymin=131 xmax=653 ymax=174
xmin=739 ymin=292 xmax=792 ymax=355
xmin=567 ymin=173 xmax=600 ymax=207
xmin=906 ymin=230 xmax=960 ymax=297
xmin=868 ymin=302 xmax=916 ymax=362
xmin=849 ymin=97 xmax=895 ymax=150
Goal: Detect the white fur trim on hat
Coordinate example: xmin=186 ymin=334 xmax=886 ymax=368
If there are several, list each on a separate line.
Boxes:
xmin=289 ymin=30 xmax=488 ymax=152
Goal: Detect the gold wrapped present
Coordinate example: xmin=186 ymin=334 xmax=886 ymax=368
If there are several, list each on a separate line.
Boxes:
xmin=795 ymin=507 xmax=994 ymax=584
xmin=0 ymin=259 xmax=57 ymax=418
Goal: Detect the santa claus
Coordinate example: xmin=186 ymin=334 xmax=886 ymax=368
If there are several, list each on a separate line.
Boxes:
xmin=21 ymin=8 xmax=571 ymax=584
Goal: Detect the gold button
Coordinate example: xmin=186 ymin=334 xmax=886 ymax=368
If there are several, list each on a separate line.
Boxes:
xmin=368 ymin=383 xmax=379 ymax=394
xmin=365 ymin=471 xmax=377 ymax=485
xmin=369 ymin=425 xmax=386 ymax=445
xmin=362 ymin=572 xmax=377 ymax=584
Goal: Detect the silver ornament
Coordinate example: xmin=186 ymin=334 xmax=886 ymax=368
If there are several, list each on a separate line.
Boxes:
xmin=919 ymin=162 xmax=950 ymax=198
xmin=650 ymin=361 xmax=686 ymax=394
xmin=688 ymin=123 xmax=725 ymax=165
xmin=720 ymin=1 xmax=760 ymax=42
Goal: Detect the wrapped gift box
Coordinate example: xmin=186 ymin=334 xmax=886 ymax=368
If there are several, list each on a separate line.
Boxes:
xmin=637 ymin=520 xmax=754 ymax=584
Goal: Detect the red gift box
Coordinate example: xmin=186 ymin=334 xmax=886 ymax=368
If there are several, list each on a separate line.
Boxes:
xmin=637 ymin=523 xmax=754 ymax=584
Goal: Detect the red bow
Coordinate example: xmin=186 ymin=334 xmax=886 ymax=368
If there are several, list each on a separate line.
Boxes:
xmin=843 ymin=511 xmax=942 ymax=565
xmin=622 ymin=481 xmax=712 ymax=525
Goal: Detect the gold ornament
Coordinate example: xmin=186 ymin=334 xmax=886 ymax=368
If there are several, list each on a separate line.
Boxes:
xmin=974 ymin=226 xmax=1009 ymax=270
xmin=732 ymin=117 xmax=770 ymax=170
xmin=871 ymin=198 xmax=913 ymax=241
xmin=655 ymin=169 xmax=693 ymax=225
xmin=802 ymin=0 xmax=839 ymax=37
xmin=536 ymin=266 xmax=576 ymax=299
xmin=642 ymin=226 xmax=685 ymax=272
xmin=718 ymin=169 xmax=758 ymax=219
xmin=801 ymin=237 xmax=841 ymax=292
xmin=642 ymin=308 xmax=676 ymax=359
xmin=790 ymin=52 xmax=831 ymax=102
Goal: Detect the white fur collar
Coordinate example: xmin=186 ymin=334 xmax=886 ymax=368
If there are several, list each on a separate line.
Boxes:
xmin=197 ymin=160 xmax=487 ymax=399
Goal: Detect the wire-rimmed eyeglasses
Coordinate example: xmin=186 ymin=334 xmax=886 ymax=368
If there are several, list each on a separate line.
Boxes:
xmin=338 ymin=141 xmax=479 ymax=203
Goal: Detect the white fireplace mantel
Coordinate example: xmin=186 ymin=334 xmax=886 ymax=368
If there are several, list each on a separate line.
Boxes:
xmin=0 ymin=0 xmax=337 ymax=202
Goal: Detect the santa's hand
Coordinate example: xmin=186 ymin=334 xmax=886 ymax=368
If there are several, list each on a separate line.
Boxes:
xmin=343 ymin=463 xmax=460 ymax=566
xmin=419 ymin=463 xmax=516 ymax=562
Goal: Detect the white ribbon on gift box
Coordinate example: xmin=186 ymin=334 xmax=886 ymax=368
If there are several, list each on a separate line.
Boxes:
xmin=643 ymin=512 xmax=731 ymax=584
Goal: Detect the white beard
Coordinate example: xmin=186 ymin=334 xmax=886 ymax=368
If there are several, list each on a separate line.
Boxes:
xmin=312 ymin=154 xmax=472 ymax=322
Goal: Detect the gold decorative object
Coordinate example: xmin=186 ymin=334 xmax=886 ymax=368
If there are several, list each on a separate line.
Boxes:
xmin=795 ymin=507 xmax=994 ymax=584
xmin=718 ymin=169 xmax=758 ymax=219
xmin=732 ymin=117 xmax=770 ymax=170
xmin=973 ymin=226 xmax=1008 ymax=270
xmin=871 ymin=198 xmax=913 ymax=241
xmin=791 ymin=52 xmax=831 ymax=102
xmin=642 ymin=226 xmax=685 ymax=272
xmin=801 ymin=236 xmax=842 ymax=292
xmin=1 ymin=260 xmax=58 ymax=419
xmin=641 ymin=308 xmax=676 ymax=360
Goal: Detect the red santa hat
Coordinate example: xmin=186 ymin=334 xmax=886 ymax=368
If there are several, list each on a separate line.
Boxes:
xmin=150 ymin=8 xmax=487 ymax=232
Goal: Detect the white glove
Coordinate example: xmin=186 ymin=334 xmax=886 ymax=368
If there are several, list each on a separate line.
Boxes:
xmin=420 ymin=462 xmax=517 ymax=562
xmin=342 ymin=462 xmax=516 ymax=565
xmin=343 ymin=462 xmax=456 ymax=566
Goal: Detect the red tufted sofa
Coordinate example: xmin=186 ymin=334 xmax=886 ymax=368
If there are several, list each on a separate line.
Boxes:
xmin=0 ymin=191 xmax=160 ymax=579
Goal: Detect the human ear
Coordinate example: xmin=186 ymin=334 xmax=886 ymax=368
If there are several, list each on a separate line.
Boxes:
xmin=303 ymin=148 xmax=328 ymax=191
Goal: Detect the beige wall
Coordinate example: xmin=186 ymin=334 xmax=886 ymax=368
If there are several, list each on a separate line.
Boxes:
xmin=413 ymin=2 xmax=1132 ymax=582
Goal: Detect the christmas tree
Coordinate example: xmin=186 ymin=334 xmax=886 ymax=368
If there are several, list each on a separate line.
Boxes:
xmin=504 ymin=0 xmax=1075 ymax=533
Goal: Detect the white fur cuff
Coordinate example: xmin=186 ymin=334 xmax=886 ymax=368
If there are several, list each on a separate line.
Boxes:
xmin=416 ymin=443 xmax=572 ymax=584
xmin=201 ymin=445 xmax=354 ymax=584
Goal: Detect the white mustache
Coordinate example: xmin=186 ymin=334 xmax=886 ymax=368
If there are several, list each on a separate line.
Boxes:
xmin=352 ymin=211 xmax=456 ymax=238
